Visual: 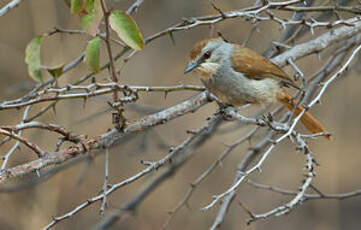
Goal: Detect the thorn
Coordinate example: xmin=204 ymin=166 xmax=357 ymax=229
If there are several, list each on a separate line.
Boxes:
xmin=185 ymin=201 xmax=191 ymax=210
xmin=247 ymin=138 xmax=252 ymax=146
xmin=52 ymin=104 xmax=57 ymax=115
xmin=312 ymin=158 xmax=320 ymax=166
xmin=169 ymin=32 xmax=176 ymax=46
xmin=217 ymin=31 xmax=229 ymax=42
xmin=35 ymin=169 xmax=41 ymax=178
xmin=317 ymin=52 xmax=322 ymax=61
xmin=236 ymin=169 xmax=246 ymax=176
xmin=238 ymin=200 xmax=255 ymax=219
xmin=186 ymin=129 xmax=197 ymax=134
xmin=83 ymin=97 xmax=87 ymax=109
xmin=266 ymin=112 xmax=273 ymax=122
xmin=267 ymin=138 xmax=277 ymax=144
xmin=210 ymin=0 xmax=226 ymax=19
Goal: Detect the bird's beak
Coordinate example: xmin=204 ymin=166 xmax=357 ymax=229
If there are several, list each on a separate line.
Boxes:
xmin=184 ymin=61 xmax=199 ymax=74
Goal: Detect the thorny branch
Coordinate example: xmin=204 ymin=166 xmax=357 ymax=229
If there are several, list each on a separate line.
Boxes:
xmin=0 ymin=84 xmax=204 ymax=110
xmin=1 ymin=106 xmax=31 ymax=170
xmin=162 ymin=127 xmax=260 ymax=229
xmin=43 ymin=113 xmax=223 ymax=230
xmin=203 ymin=42 xmax=361 ymax=211
xmin=1 ymin=1 xmax=361 ymax=229
xmin=0 ymin=91 xmax=211 ymax=184
xmin=246 ymin=136 xmax=316 ymax=223
xmin=246 ymin=179 xmax=361 ymax=200
xmin=209 ymin=30 xmax=361 ymax=230
xmin=92 ymin=113 xmax=223 ymax=230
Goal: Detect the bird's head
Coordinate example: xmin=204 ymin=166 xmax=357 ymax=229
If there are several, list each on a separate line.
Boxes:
xmin=184 ymin=38 xmax=229 ymax=76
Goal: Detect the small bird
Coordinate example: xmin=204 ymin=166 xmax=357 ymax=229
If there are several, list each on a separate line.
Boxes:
xmin=184 ymin=38 xmax=330 ymax=139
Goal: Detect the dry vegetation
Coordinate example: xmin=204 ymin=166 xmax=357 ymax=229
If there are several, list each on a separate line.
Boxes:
xmin=1 ymin=0 xmax=361 ymax=229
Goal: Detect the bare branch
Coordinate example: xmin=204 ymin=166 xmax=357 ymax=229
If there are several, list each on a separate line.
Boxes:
xmin=0 ymin=84 xmax=204 ymax=110
xmin=91 ymin=113 xmax=223 ymax=230
xmin=247 ymin=179 xmax=361 ymax=200
xmin=99 ymin=148 xmax=109 ymax=217
xmin=44 ymin=113 xmax=223 ymax=230
xmin=0 ymin=127 xmax=46 ymax=158
xmin=1 ymin=106 xmax=31 ymax=170
xmin=126 ymin=0 xmax=144 ymax=15
xmin=247 ymin=143 xmax=316 ymax=223
xmin=0 ymin=92 xmax=210 ymax=184
xmin=0 ymin=0 xmax=24 ymax=17
xmin=209 ymin=33 xmax=361 ymax=230
xmin=163 ymin=127 xmax=259 ymax=229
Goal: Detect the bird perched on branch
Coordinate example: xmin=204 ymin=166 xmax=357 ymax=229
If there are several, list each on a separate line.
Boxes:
xmin=184 ymin=37 xmax=330 ymax=139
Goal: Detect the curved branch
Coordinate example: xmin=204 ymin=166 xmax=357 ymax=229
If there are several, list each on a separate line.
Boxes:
xmin=0 ymin=92 xmax=210 ymax=184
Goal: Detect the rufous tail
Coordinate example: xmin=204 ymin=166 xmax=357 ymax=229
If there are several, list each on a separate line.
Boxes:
xmin=277 ymin=91 xmax=331 ymax=140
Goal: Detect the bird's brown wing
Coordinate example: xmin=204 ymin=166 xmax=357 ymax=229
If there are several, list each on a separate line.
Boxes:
xmin=231 ymin=44 xmax=296 ymax=86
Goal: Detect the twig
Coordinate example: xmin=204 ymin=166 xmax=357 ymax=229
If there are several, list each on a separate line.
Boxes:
xmin=53 ymin=27 xmax=126 ymax=47
xmin=307 ymin=43 xmax=361 ymax=108
xmin=0 ymin=91 xmax=211 ymax=184
xmin=209 ymin=111 xmax=292 ymax=230
xmin=247 ymin=179 xmax=361 ymax=200
xmin=3 ymin=16 xmax=361 ymax=111
xmin=1 ymin=106 xmax=31 ymax=170
xmin=162 ymin=127 xmax=259 ymax=229
xmin=0 ymin=128 xmax=46 ymax=158
xmin=208 ymin=37 xmax=361 ymax=230
xmin=0 ymin=84 xmax=204 ymax=110
xmin=247 ymin=141 xmax=316 ymax=223
xmin=99 ymin=148 xmax=109 ymax=217
xmin=282 ymin=5 xmax=361 ymax=14
xmin=126 ymin=0 xmax=144 ymax=15
xmin=99 ymin=0 xmax=119 ymax=103
xmin=23 ymin=101 xmax=57 ymax=123
xmin=1 ymin=53 xmax=85 ymax=109
xmin=0 ymin=0 xmax=24 ymax=17
xmin=44 ymin=113 xmax=223 ymax=230
xmin=92 ymin=113 xmax=223 ymax=230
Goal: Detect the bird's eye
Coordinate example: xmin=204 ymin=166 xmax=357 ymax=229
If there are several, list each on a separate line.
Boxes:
xmin=203 ymin=51 xmax=211 ymax=59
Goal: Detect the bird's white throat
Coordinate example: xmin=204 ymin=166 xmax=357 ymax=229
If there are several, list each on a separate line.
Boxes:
xmin=195 ymin=62 xmax=220 ymax=78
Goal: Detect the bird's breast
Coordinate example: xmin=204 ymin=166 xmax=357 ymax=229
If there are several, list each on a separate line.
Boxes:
xmin=200 ymin=70 xmax=282 ymax=106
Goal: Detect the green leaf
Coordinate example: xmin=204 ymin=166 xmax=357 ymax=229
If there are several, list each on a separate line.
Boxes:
xmin=25 ymin=35 xmax=44 ymax=82
xmin=71 ymin=0 xmax=83 ymax=14
xmin=109 ymin=10 xmax=144 ymax=50
xmin=46 ymin=64 xmax=64 ymax=79
xmin=81 ymin=14 xmax=94 ymax=31
xmin=85 ymin=37 xmax=101 ymax=73
xmin=80 ymin=0 xmax=103 ymax=36
xmin=85 ymin=0 xmax=95 ymax=13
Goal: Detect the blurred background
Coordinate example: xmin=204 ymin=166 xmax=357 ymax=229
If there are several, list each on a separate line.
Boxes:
xmin=1 ymin=0 xmax=361 ymax=229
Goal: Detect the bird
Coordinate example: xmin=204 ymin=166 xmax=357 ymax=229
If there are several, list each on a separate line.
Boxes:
xmin=184 ymin=37 xmax=330 ymax=139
